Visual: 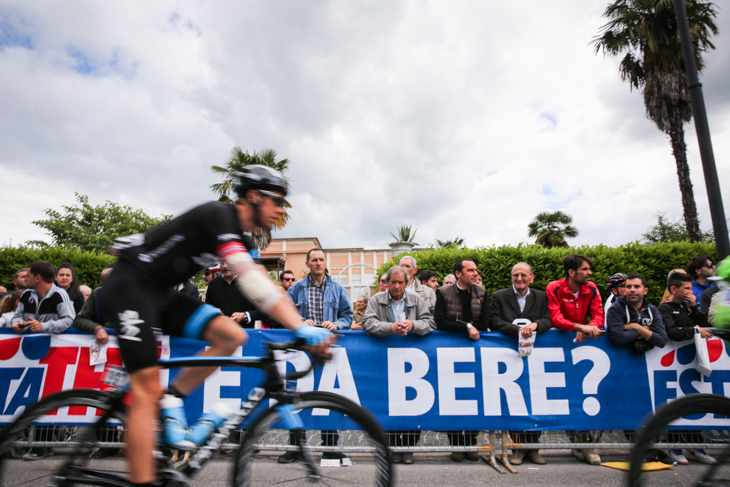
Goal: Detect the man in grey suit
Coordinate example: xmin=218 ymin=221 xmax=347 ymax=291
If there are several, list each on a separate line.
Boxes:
xmin=489 ymin=262 xmax=552 ymax=466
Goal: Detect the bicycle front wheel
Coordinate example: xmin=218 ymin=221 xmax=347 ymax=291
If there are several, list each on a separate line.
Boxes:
xmin=629 ymin=393 xmax=730 ymax=487
xmin=232 ymin=391 xmax=392 ymax=487
xmin=0 ymin=388 xmax=126 ymax=487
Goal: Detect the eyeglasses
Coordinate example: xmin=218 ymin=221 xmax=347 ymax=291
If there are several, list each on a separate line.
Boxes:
xmin=512 ymin=273 xmax=532 ymax=278
xmin=259 ymin=190 xmax=286 ymax=208
xmin=283 ymin=277 xmax=295 ymax=282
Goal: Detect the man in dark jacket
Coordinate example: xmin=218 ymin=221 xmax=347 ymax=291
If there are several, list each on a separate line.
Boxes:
xmin=206 ymin=261 xmax=264 ymax=328
xmin=606 ymin=273 xmax=667 ymax=353
xmin=658 ymin=271 xmax=717 ymax=465
xmin=434 ymin=258 xmax=488 ymax=462
xmin=659 ymin=272 xmax=712 ymax=342
xmin=73 ymin=268 xmax=113 ymax=344
xmin=489 ymin=262 xmax=551 ymax=465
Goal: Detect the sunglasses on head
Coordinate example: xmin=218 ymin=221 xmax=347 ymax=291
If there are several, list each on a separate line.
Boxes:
xmin=259 ymin=190 xmax=286 ymax=208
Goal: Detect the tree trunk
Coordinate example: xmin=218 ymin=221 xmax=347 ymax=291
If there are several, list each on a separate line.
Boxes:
xmin=668 ymin=118 xmax=701 ymax=242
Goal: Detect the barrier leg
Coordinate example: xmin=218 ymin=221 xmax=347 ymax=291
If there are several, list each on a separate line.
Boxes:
xmin=496 ymin=431 xmax=517 ymax=474
xmin=480 ymin=431 xmax=507 ymax=474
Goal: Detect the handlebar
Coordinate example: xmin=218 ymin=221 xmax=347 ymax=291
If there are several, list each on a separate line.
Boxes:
xmin=264 ymin=334 xmax=341 ymax=381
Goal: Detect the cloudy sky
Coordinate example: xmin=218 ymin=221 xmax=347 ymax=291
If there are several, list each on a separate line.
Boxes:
xmin=1 ymin=1 xmax=729 ymax=251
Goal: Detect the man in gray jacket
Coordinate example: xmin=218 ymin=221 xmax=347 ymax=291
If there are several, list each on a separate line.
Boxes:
xmin=12 ymin=261 xmax=75 ymax=335
xmin=363 ymin=265 xmax=435 ymax=337
xmin=362 ymin=265 xmax=435 ymax=464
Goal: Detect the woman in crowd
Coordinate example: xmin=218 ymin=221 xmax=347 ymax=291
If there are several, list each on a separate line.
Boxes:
xmin=55 ymin=262 xmax=84 ymax=314
xmin=0 ymin=290 xmax=22 ymax=327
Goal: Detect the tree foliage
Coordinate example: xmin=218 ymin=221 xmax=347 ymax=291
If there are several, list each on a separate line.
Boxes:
xmin=592 ymin=0 xmax=719 ymax=241
xmin=643 ymin=212 xmax=715 ymax=243
xmin=376 ymin=241 xmax=717 ymax=305
xmin=527 ymin=211 xmax=579 ymax=248
xmin=0 ymin=246 xmax=116 ymax=289
xmin=30 ymin=193 xmax=171 ymax=254
xmin=210 ymin=146 xmax=291 ymax=250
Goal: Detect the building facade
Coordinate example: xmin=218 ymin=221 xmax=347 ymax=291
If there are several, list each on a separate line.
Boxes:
xmin=260 ymin=238 xmax=393 ymax=300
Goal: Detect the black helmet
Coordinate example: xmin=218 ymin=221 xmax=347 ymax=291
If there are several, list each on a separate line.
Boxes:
xmin=606 ymin=273 xmax=627 ymax=291
xmin=233 ymin=165 xmax=288 ymax=198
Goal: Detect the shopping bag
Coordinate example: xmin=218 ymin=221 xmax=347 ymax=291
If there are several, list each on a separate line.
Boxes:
xmin=694 ymin=327 xmax=712 ymax=376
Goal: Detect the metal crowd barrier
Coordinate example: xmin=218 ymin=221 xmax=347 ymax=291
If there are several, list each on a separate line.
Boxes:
xmin=5 ymin=427 xmax=729 ymax=452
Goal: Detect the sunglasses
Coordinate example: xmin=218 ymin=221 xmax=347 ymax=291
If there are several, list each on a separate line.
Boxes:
xmin=706 ymin=263 xmax=715 ymax=268
xmin=283 ymin=277 xmax=295 ymax=282
xmin=259 ymin=190 xmax=286 ymax=208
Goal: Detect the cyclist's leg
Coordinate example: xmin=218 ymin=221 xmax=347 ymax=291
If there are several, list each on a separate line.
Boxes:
xmin=127 ymin=366 xmax=162 ymax=484
xmin=103 ymin=262 xmax=167 ymax=485
xmin=169 ymin=313 xmax=247 ymax=395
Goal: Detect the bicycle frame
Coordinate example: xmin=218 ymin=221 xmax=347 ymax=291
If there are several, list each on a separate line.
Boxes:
xmin=103 ymin=340 xmax=319 ymax=474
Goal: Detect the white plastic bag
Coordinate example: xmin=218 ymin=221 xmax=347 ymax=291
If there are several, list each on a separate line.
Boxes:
xmin=694 ymin=327 xmax=712 ymax=377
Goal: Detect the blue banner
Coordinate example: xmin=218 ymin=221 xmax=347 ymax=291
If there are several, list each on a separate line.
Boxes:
xmin=2 ymin=329 xmax=730 ymax=431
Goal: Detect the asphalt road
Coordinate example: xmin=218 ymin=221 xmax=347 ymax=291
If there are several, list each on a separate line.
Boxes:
xmin=1 ymin=450 xmax=726 ymax=486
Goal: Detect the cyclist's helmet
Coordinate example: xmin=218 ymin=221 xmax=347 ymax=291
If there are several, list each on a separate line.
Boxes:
xmin=233 ymin=165 xmax=288 ymax=199
xmin=606 ymin=273 xmax=627 ymax=292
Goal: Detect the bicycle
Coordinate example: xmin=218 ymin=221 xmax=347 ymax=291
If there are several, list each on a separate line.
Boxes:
xmin=628 ymin=328 xmax=730 ymax=487
xmin=0 ymin=338 xmax=393 ymax=487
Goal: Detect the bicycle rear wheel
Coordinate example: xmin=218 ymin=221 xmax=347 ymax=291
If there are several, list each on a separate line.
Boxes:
xmin=629 ymin=393 xmax=730 ymax=487
xmin=0 ymin=389 xmax=126 ymax=487
xmin=232 ymin=391 xmax=392 ymax=487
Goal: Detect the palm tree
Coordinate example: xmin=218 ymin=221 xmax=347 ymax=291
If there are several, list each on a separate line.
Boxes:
xmin=527 ymin=211 xmax=579 ymax=248
xmin=210 ymin=146 xmax=291 ymax=249
xmin=592 ymin=0 xmax=718 ymax=242
xmin=435 ymin=237 xmax=465 ymax=249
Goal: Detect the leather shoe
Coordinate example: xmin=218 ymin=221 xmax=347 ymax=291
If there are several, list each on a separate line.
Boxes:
xmin=511 ymin=450 xmax=525 ymax=465
xmin=278 ymin=450 xmax=303 ymax=463
xmin=402 ymin=452 xmax=414 ymax=464
xmin=451 ymin=452 xmax=464 ymax=462
xmin=583 ymin=448 xmax=601 ymax=466
xmin=527 ymin=450 xmax=546 ymax=465
xmin=391 ymin=452 xmax=402 ymax=463
xmin=465 ymin=452 xmax=480 ymax=462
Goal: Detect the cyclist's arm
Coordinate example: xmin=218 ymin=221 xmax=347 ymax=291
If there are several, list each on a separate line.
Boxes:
xmin=224 ymin=250 xmax=303 ymax=331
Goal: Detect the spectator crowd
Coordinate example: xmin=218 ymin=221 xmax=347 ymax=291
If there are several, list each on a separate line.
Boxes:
xmin=0 ymin=251 xmax=725 ymax=467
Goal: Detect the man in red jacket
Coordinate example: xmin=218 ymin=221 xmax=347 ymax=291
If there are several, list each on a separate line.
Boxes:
xmin=546 ymin=254 xmax=604 ymax=341
xmin=545 ymin=254 xmax=605 ymax=465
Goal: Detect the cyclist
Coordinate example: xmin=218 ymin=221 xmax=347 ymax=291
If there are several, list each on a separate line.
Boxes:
xmin=103 ymin=165 xmax=334 ymax=487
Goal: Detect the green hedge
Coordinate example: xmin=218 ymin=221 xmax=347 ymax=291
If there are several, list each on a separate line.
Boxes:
xmin=0 ymin=247 xmax=117 ymax=289
xmin=381 ymin=241 xmax=718 ymax=304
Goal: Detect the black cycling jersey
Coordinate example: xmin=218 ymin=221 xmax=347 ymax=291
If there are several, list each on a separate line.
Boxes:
xmin=114 ymin=201 xmax=255 ymax=286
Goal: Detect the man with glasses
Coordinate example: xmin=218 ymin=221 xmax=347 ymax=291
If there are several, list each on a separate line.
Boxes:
xmin=687 ymin=255 xmax=716 ymax=310
xmin=206 ymin=261 xmax=264 ymax=328
xmin=489 ymin=262 xmax=551 ymax=465
xmin=376 ymin=274 xmax=389 ymax=293
xmin=279 ymin=270 xmax=296 ymax=292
